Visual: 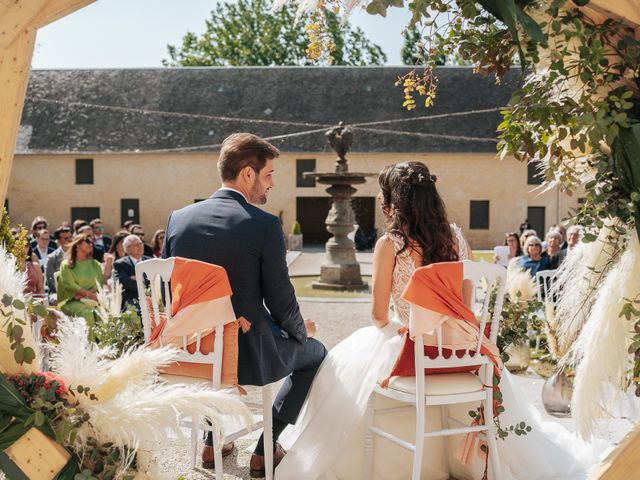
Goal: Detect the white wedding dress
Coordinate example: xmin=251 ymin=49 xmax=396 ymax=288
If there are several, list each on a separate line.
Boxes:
xmin=276 ymin=228 xmax=606 ymax=480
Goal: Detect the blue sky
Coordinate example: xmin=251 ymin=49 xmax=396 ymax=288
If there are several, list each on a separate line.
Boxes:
xmin=32 ymin=0 xmax=412 ymax=69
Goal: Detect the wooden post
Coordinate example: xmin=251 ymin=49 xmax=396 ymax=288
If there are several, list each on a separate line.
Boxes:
xmin=588 ymin=424 xmax=640 ymax=479
xmin=0 ymin=28 xmax=36 ymax=207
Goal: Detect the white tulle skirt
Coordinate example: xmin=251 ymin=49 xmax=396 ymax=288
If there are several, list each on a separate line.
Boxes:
xmin=275 ymin=321 xmax=607 ymax=480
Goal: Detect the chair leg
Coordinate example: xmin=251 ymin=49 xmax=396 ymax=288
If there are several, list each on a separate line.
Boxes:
xmin=363 ymin=393 xmax=375 ymax=480
xmin=262 ymin=385 xmax=274 ymax=480
xmin=440 ymin=405 xmax=450 ymax=472
xmin=190 ymin=416 xmax=199 ymax=469
xmin=412 ymin=398 xmax=425 ymax=480
xmin=214 ymin=441 xmax=224 ymax=479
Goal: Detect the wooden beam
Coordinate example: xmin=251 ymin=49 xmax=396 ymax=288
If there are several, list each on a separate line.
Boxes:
xmin=31 ymin=0 xmax=96 ymax=30
xmin=589 ymin=425 xmax=640 ymax=479
xmin=580 ymin=0 xmax=640 ymax=28
xmin=0 ymin=27 xmax=36 ymax=206
xmin=0 ymin=0 xmax=47 ymax=49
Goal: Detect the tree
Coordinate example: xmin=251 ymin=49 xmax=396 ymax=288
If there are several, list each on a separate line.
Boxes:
xmin=163 ymin=0 xmax=386 ymax=67
xmin=401 ymin=25 xmax=471 ymax=66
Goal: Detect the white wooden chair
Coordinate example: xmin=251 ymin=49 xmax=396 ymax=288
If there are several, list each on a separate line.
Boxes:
xmin=135 ymin=257 xmax=274 ymax=480
xmin=535 ymin=269 xmax=557 ymax=305
xmin=363 ymin=260 xmax=507 ymax=480
xmin=534 ymin=270 xmax=558 ymax=352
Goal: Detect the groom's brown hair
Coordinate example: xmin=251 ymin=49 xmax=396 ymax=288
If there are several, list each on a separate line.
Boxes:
xmin=218 ymin=133 xmax=280 ymax=181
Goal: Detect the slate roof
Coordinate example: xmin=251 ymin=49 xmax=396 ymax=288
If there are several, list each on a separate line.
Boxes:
xmin=18 ymin=67 xmax=521 ymax=154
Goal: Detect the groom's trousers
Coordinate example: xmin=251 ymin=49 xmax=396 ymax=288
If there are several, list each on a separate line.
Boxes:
xmin=272 ymin=336 xmax=327 ymax=425
xmin=253 ymin=336 xmax=326 ymax=455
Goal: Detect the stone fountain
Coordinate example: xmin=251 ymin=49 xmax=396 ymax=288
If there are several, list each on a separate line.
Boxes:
xmin=305 ymin=122 xmax=376 ymax=291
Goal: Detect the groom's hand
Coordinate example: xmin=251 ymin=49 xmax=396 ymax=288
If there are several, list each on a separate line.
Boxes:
xmin=304 ymin=319 xmax=317 ymax=338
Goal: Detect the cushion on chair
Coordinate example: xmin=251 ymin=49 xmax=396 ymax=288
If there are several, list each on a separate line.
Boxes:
xmin=158 ymin=320 xmax=239 ymax=386
xmin=146 ymin=297 xmax=240 ymax=387
xmin=386 ymin=372 xmax=483 ymax=396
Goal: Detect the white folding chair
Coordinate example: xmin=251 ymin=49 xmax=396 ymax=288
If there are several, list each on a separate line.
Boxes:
xmin=363 ymin=260 xmax=507 ymax=480
xmin=135 ymin=257 xmax=274 ymax=480
xmin=535 ymin=270 xmax=557 ymax=305
xmin=534 ymin=269 xmax=557 ymax=353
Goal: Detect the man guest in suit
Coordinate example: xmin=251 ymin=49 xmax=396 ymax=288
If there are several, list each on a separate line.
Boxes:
xmin=90 ymin=218 xmax=112 ymax=252
xmin=163 ymin=133 xmax=326 ymax=476
xmin=113 ymin=234 xmax=150 ymax=312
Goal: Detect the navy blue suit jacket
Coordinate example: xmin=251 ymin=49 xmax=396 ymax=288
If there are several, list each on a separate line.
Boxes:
xmin=113 ymin=255 xmax=151 ymax=310
xmin=163 ymin=190 xmax=307 ymax=385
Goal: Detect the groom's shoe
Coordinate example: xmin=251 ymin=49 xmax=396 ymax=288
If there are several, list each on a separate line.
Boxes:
xmin=201 ymin=441 xmax=235 ymax=469
xmin=249 ymin=443 xmax=286 ymax=478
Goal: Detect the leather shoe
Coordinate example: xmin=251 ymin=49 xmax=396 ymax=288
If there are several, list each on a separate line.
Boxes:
xmin=201 ymin=441 xmax=234 ymax=469
xmin=249 ymin=443 xmax=286 ymax=478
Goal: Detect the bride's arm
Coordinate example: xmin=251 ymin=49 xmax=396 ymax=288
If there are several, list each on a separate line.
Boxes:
xmin=371 ymin=235 xmax=395 ymax=329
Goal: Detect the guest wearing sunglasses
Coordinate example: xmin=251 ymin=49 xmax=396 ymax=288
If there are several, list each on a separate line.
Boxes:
xmin=130 ymin=224 xmax=154 ymax=258
xmin=517 ymin=235 xmax=551 ymax=276
xmin=57 ymin=235 xmax=111 ymax=340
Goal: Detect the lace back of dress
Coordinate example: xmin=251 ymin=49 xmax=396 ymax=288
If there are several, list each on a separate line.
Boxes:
xmin=389 ymin=225 xmax=467 ymax=326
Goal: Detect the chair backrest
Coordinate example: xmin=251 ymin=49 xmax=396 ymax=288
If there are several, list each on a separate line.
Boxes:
xmin=135 ymin=257 xmax=225 ymax=386
xmin=535 ymin=269 xmax=557 ymax=304
xmin=411 ymin=260 xmax=507 ymax=370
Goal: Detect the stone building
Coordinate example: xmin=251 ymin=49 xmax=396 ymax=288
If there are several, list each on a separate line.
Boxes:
xmin=9 ymin=67 xmax=578 ymax=248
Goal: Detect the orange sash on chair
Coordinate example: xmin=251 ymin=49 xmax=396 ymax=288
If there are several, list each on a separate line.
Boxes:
xmin=402 ymin=261 xmax=501 ymax=371
xmin=146 ymin=257 xmax=240 ymax=387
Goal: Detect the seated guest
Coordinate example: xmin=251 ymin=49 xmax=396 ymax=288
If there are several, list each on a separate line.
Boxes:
xmin=77 ymin=225 xmax=105 ymax=263
xmin=22 ymin=245 xmax=44 ymax=296
xmin=45 ymin=226 xmax=73 ymax=295
xmin=151 ymin=229 xmax=165 ymax=258
xmin=113 ymin=234 xmax=150 ymax=311
xmin=90 ymin=218 xmax=112 ymax=251
xmin=550 ymin=223 xmax=567 ymax=249
xmin=545 ymin=229 xmax=563 ymax=268
xmin=29 ymin=216 xmax=56 ymax=250
xmin=495 ymin=231 xmax=523 ymax=265
xmin=554 ymin=225 xmax=584 ymax=266
xmin=519 ymin=229 xmax=538 ymax=251
xmin=33 ymin=228 xmax=55 ymax=271
xmin=130 ymin=224 xmax=154 ymax=258
xmin=108 ymin=230 xmax=130 ymax=260
xmin=123 ymin=219 xmax=135 ymax=231
xmin=57 ymin=235 xmax=110 ymax=338
xmin=72 ymin=219 xmax=88 ymax=235
xmin=517 ymin=236 xmax=551 ymax=276
xmin=566 ymin=225 xmax=583 ymax=251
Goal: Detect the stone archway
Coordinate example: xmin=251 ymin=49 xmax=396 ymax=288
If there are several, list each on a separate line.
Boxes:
xmin=0 ymin=0 xmax=95 ymax=203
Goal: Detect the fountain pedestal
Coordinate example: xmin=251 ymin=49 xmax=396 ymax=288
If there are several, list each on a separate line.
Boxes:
xmin=305 ymin=123 xmax=375 ymax=291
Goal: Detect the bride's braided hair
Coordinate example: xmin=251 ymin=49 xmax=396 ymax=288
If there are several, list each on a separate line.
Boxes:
xmin=378 ymin=161 xmax=459 ymax=265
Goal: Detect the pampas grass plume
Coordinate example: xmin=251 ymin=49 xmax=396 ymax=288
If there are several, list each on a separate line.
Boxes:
xmin=571 ymin=230 xmax=640 ymax=439
xmin=0 ymin=244 xmax=38 ymax=374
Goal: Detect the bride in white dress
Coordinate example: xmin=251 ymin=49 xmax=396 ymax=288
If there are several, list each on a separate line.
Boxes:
xmin=276 ymin=161 xmax=604 ymax=480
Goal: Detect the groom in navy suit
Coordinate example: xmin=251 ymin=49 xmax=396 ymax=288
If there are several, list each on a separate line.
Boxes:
xmin=163 ymin=133 xmax=326 ymax=476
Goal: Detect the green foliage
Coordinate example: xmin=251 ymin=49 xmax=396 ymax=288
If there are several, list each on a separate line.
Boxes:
xmin=93 ymin=306 xmax=144 ymax=356
xmin=495 ymin=291 xmax=543 ymax=364
xmin=0 ymin=293 xmax=48 ymax=365
xmin=291 ymin=220 xmax=302 ymax=235
xmin=164 ymin=0 xmax=386 ymax=66
xmin=401 ymin=25 xmax=471 ymax=66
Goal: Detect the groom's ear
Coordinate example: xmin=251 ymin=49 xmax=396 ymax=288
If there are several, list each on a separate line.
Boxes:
xmin=239 ymin=165 xmax=255 ymax=183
